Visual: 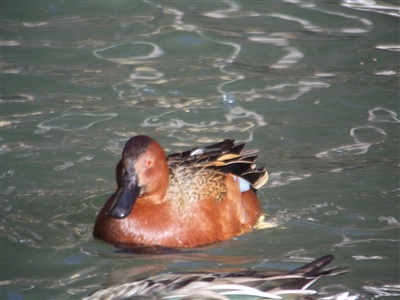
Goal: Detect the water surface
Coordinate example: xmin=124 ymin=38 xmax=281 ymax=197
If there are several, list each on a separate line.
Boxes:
xmin=1 ymin=0 xmax=399 ymax=299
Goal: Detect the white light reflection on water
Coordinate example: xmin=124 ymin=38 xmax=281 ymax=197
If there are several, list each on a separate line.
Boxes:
xmin=1 ymin=186 xmax=16 ymax=196
xmin=93 ymin=42 xmax=164 ymax=65
xmin=35 ymin=113 xmax=117 ymax=134
xmin=118 ymin=0 xmax=370 ymax=105
xmin=342 ymin=0 xmax=400 ymax=17
xmin=375 ymin=45 xmax=400 ymax=52
xmin=368 ymin=107 xmax=400 ymax=123
xmin=268 ymin=172 xmax=312 ymax=188
xmin=316 ymin=121 xmax=388 ymax=159
xmin=54 ymin=162 xmax=74 ymax=171
xmin=142 ymin=106 xmax=266 ymax=143
xmin=334 ymin=235 xmax=399 ymax=248
xmin=363 ymin=284 xmax=400 ymax=298
xmin=318 ymin=288 xmax=360 ymax=300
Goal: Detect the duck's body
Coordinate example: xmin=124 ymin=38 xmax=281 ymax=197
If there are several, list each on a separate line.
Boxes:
xmin=84 ymin=255 xmax=349 ymax=300
xmin=93 ymin=136 xmax=268 ymax=248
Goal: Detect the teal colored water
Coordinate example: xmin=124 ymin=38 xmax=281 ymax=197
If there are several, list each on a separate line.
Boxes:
xmin=1 ymin=0 xmax=399 ymax=299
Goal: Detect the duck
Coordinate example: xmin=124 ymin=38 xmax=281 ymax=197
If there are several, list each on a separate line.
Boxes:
xmin=84 ymin=255 xmax=349 ymax=300
xmin=93 ymin=135 xmax=268 ymax=248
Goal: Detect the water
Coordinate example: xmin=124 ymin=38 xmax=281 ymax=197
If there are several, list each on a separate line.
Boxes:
xmin=1 ymin=0 xmax=399 ymax=299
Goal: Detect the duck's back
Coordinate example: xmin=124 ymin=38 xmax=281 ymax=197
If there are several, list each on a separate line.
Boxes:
xmin=157 ymin=139 xmax=267 ymax=247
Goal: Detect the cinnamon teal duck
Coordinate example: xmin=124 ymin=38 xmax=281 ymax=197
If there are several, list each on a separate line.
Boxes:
xmin=93 ymin=136 xmax=268 ymax=248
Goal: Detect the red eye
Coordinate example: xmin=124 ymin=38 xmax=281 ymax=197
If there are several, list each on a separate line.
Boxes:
xmin=146 ymin=160 xmax=152 ymax=167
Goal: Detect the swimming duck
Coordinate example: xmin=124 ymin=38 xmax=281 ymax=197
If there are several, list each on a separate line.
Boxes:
xmin=84 ymin=255 xmax=348 ymax=300
xmin=93 ymin=136 xmax=268 ymax=248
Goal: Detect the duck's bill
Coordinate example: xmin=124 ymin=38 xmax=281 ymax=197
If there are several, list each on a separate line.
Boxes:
xmin=108 ymin=173 xmax=141 ymax=219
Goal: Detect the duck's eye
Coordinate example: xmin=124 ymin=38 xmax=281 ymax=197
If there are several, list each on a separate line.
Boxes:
xmin=146 ymin=159 xmax=152 ymax=167
xmin=128 ymin=181 xmax=135 ymax=190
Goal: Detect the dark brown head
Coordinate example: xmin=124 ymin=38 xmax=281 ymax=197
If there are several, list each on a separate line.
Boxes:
xmin=109 ymin=135 xmax=169 ymax=219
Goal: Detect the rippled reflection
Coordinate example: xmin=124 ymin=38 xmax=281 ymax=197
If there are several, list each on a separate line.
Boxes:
xmin=342 ymin=0 xmax=400 ymax=17
xmin=36 ymin=113 xmax=117 ymax=133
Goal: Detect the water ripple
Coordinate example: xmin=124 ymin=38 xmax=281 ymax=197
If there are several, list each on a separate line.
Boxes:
xmin=342 ymin=0 xmax=400 ymax=17
xmin=35 ymin=113 xmax=117 ymax=134
xmin=334 ymin=235 xmax=399 ymax=247
xmin=202 ymin=0 xmax=247 ymax=18
xmin=93 ymin=42 xmax=164 ymax=65
xmin=368 ymin=107 xmax=400 ymax=123
xmin=2 ymin=186 xmax=16 ymax=195
xmin=268 ymin=172 xmax=312 ymax=188
xmin=363 ymin=284 xmax=400 ymax=298
xmin=378 ymin=216 xmax=400 ymax=227
xmin=352 ymin=255 xmax=383 ymax=260
xmin=376 ymin=45 xmax=400 ymax=52
xmin=121 ymin=0 xmax=375 ymax=107
xmin=54 ymin=162 xmax=74 ymax=171
xmin=316 ymin=126 xmax=387 ymax=159
xmin=2 ymin=15 xmax=154 ymax=31
xmin=1 ymin=170 xmax=15 ymax=178
xmin=142 ymin=106 xmax=266 ymax=142
xmin=350 ymin=126 xmax=386 ymax=145
xmin=270 ymin=47 xmax=304 ymax=69
xmin=1 ymin=1 xmax=397 ymax=299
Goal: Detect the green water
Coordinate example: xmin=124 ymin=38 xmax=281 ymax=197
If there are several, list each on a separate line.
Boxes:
xmin=1 ymin=0 xmax=399 ymax=299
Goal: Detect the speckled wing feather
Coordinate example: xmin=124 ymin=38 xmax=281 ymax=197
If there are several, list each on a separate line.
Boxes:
xmin=167 ymin=139 xmax=268 ymax=191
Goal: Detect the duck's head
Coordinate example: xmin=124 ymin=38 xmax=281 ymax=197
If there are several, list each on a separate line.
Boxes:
xmin=108 ymin=135 xmax=169 ymax=219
